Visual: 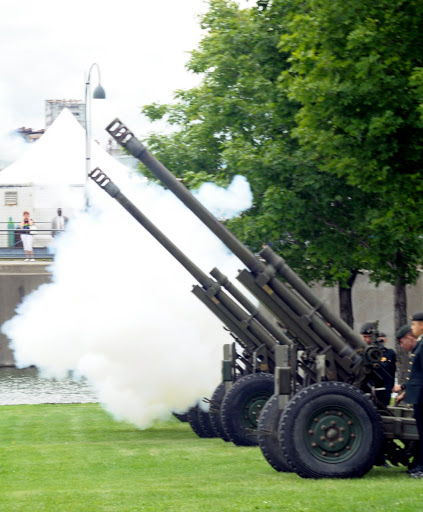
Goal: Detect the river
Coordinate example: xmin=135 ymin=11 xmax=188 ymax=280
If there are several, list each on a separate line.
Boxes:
xmin=0 ymin=367 xmax=98 ymax=405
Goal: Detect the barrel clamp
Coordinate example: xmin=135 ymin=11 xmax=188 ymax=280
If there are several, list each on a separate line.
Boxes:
xmin=255 ymin=264 xmax=276 ymax=287
xmin=205 ymin=280 xmax=221 ymax=299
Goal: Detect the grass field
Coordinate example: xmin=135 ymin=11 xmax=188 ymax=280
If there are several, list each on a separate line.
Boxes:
xmin=0 ymin=403 xmax=422 ymax=512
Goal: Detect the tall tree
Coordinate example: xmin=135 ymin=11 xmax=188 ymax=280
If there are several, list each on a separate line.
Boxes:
xmin=280 ymin=0 xmax=423 ymax=379
xmin=141 ymin=0 xmax=378 ymax=326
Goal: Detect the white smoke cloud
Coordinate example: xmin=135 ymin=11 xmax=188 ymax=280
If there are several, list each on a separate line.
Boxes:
xmin=2 ymin=169 xmax=253 ymax=428
xmin=193 ymin=175 xmax=253 ymax=220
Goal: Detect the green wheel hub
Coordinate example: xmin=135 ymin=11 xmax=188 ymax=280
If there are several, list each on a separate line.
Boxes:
xmin=241 ymin=392 xmax=272 ymax=428
xmin=305 ymin=406 xmax=362 ymax=463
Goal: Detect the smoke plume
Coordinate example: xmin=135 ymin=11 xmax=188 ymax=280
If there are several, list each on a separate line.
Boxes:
xmin=2 ymin=167 xmax=252 ymax=428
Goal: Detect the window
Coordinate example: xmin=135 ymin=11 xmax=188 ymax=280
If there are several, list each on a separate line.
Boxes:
xmin=5 ymin=191 xmax=17 ymax=206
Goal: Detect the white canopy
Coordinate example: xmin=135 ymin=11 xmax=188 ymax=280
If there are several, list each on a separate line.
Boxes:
xmin=0 ymin=108 xmax=130 ymax=186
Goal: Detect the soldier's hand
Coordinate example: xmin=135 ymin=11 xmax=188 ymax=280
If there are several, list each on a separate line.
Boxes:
xmin=392 ymin=384 xmax=403 ymax=393
xmin=395 ymin=391 xmax=405 ymax=405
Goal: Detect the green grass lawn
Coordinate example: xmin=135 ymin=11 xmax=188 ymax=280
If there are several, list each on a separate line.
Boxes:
xmin=0 ymin=403 xmax=422 ymax=512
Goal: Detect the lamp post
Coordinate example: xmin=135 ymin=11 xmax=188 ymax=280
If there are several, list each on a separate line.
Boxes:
xmin=85 ymin=63 xmax=106 ymax=208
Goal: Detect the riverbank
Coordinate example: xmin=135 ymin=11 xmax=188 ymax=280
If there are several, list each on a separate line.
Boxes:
xmin=0 ymin=403 xmax=421 ymax=512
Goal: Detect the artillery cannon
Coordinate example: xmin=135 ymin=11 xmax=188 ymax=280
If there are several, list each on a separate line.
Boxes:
xmin=89 ymin=119 xmax=419 ymax=479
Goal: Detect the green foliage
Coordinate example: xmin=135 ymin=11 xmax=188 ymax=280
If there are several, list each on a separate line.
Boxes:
xmin=0 ymin=403 xmax=421 ymax=512
xmin=278 ymin=0 xmax=423 ymax=288
xmin=139 ymin=0 xmax=423 ymax=298
xmin=141 ymin=0 xmax=371 ymax=289
xmin=410 ymin=67 xmax=423 ymax=123
xmin=281 ymin=0 xmax=423 ymax=194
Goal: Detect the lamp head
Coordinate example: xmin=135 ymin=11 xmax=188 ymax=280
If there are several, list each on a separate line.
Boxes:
xmin=93 ymin=84 xmax=106 ymax=99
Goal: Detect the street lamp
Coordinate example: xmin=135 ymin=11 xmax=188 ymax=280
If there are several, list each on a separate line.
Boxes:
xmin=85 ymin=63 xmax=106 ymax=208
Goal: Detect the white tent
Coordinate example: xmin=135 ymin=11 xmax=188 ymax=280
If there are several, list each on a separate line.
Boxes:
xmin=0 ymin=109 xmax=134 ymax=247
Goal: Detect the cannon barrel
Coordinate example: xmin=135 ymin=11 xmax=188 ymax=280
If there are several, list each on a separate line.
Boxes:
xmin=209 ymin=267 xmax=292 ymax=347
xmin=105 ymin=119 xmax=365 ymax=365
xmin=236 ymin=268 xmax=361 ymax=365
xmin=260 ymin=246 xmax=366 ymax=352
xmin=106 ymin=119 xmax=263 ymax=275
xmin=89 ymin=168 xmax=281 ymax=358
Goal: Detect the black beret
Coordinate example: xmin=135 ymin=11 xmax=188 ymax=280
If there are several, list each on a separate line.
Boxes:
xmin=396 ymin=324 xmax=412 ymax=340
xmin=411 ymin=312 xmax=423 ymax=321
xmin=360 ymin=322 xmax=377 ymax=335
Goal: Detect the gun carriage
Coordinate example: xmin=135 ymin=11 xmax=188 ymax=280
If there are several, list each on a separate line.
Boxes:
xmin=89 ymin=119 xmax=418 ymax=479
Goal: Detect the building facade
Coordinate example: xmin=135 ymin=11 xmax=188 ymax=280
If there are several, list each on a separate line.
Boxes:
xmin=16 ymin=127 xmax=45 ymax=143
xmin=45 ymin=99 xmax=85 ymax=128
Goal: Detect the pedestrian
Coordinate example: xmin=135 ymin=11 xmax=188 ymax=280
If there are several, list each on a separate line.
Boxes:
xmin=393 ymin=316 xmax=423 ymax=478
xmin=20 ymin=211 xmax=35 ymax=262
xmin=51 ymin=207 xmax=68 ymax=237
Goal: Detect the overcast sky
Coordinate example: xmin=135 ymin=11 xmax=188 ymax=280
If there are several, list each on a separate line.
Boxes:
xmin=0 ymin=0 xmax=250 ymax=148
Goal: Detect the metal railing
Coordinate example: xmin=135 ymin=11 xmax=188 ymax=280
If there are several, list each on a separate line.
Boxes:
xmin=0 ymin=222 xmax=61 ymax=259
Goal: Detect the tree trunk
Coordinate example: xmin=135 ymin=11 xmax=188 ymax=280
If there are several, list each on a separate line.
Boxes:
xmin=394 ymin=270 xmax=409 ymax=385
xmin=338 ymin=270 xmax=358 ymax=328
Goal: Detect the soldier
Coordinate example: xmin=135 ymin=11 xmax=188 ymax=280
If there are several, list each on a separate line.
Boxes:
xmin=360 ymin=321 xmax=377 ymax=345
xmin=360 ymin=322 xmax=396 ymax=406
xmin=379 ymin=332 xmax=388 ymax=345
xmin=394 ymin=315 xmax=423 ymax=478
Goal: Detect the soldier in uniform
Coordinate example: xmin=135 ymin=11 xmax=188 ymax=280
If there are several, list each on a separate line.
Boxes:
xmin=394 ymin=315 xmax=423 ymax=478
xmin=379 ymin=332 xmax=388 ymax=345
xmin=360 ymin=322 xmax=396 ymax=406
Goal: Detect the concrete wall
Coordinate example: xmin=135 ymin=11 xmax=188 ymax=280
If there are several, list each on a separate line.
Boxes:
xmin=0 ymin=262 xmax=422 ymax=365
xmin=0 ymin=262 xmax=51 ymax=366
xmin=312 ymin=272 xmax=423 ymax=349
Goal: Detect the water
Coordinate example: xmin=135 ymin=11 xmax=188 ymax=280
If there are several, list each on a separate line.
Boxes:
xmin=0 ymin=367 xmax=98 ymax=405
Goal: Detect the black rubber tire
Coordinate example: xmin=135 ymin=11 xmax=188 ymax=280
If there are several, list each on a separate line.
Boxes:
xmin=209 ymin=382 xmax=231 ymax=441
xmin=187 ymin=405 xmax=216 ymax=438
xmin=221 ymin=373 xmax=274 ymax=447
xmin=258 ymin=394 xmax=292 ymax=472
xmin=198 ymin=405 xmax=218 ymax=438
xmin=279 ymin=381 xmax=384 ymax=479
xmin=172 ymin=412 xmax=188 ymax=422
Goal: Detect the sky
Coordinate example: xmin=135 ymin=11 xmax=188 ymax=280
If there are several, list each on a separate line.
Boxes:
xmin=0 ymin=0 xmax=249 ymax=151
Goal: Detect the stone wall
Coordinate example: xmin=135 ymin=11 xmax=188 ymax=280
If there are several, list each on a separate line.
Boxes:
xmin=312 ymin=272 xmax=423 ymax=349
xmin=0 ymin=262 xmax=51 ymax=366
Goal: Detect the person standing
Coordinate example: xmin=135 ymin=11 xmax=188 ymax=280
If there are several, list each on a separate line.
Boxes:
xmin=359 ymin=322 xmax=397 ymax=467
xmin=20 ymin=211 xmax=34 ymax=262
xmin=360 ymin=322 xmax=396 ymax=406
xmin=379 ymin=332 xmax=388 ymax=345
xmin=394 ymin=316 xmax=423 ymax=478
xmin=51 ymin=208 xmax=68 ymax=237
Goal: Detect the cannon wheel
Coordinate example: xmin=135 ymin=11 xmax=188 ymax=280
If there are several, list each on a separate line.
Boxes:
xmin=279 ymin=381 xmax=383 ymax=478
xmin=187 ymin=405 xmax=217 ymax=438
xmin=172 ymin=412 xmax=188 ymax=422
xmin=198 ymin=405 xmax=218 ymax=438
xmin=209 ymin=382 xmax=231 ymax=441
xmin=221 ymin=373 xmax=274 ymax=446
xmin=258 ymin=394 xmax=292 ymax=472
xmin=384 ymin=439 xmax=419 ymax=469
